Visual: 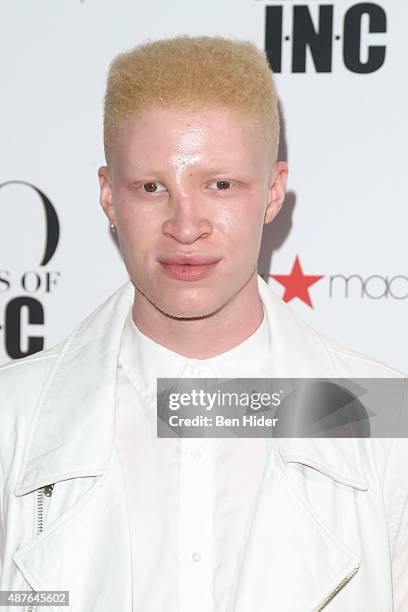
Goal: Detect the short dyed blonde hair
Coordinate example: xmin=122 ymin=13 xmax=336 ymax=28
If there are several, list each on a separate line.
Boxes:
xmin=103 ymin=35 xmax=280 ymax=164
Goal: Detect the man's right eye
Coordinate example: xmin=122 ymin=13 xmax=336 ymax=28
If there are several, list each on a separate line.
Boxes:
xmin=142 ymin=181 xmax=166 ymax=193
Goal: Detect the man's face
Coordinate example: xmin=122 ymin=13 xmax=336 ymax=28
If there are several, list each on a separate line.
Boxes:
xmin=98 ymin=106 xmax=287 ymax=319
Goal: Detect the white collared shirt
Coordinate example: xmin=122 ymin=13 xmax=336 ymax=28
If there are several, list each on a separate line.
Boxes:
xmin=114 ymin=304 xmax=275 ymax=612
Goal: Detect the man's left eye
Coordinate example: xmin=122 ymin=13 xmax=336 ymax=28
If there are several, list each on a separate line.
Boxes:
xmin=209 ymin=180 xmax=232 ymax=190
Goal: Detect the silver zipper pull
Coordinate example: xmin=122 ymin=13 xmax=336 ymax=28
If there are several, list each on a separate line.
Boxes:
xmin=43 ymin=483 xmax=54 ymax=497
xmin=26 ymin=484 xmax=56 ymax=612
xmin=315 ymin=564 xmax=360 ymax=611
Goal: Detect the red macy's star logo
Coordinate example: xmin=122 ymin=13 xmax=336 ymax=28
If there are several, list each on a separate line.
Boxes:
xmin=269 ymin=256 xmax=325 ymax=308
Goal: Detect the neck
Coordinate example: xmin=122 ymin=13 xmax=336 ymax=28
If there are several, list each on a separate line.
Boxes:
xmin=131 ymin=272 xmax=264 ymax=359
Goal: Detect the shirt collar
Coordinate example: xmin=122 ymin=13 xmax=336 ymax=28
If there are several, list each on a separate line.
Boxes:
xmin=118 ymin=302 xmax=273 ymax=400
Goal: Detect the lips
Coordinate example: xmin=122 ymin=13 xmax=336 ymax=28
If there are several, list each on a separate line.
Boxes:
xmin=158 ymin=253 xmax=221 ymax=266
xmin=157 ymin=253 xmax=221 ymax=281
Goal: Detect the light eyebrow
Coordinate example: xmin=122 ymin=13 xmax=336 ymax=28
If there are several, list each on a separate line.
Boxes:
xmin=196 ymin=167 xmax=254 ymax=181
xmin=128 ymin=164 xmax=254 ymax=182
xmin=129 ymin=166 xmax=165 ymax=176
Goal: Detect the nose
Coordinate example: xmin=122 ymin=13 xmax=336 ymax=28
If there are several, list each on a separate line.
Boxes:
xmin=161 ymin=193 xmax=213 ymax=244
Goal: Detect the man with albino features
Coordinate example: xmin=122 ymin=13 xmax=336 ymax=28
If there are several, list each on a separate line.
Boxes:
xmin=0 ymin=35 xmax=407 ymax=611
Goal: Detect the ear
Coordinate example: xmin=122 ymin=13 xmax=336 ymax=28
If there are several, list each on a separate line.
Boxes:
xmin=264 ymin=161 xmax=288 ymax=224
xmin=97 ymin=165 xmax=115 ymax=225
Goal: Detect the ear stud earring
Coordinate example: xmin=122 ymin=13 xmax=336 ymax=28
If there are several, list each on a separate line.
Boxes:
xmin=109 ymin=223 xmax=116 ymax=232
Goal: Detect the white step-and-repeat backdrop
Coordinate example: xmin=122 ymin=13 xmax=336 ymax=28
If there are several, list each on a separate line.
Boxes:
xmin=0 ymin=0 xmax=406 ymax=372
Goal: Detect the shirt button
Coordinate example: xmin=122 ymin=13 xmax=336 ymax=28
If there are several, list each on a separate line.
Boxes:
xmin=192 ymin=552 xmax=202 ymax=563
xmin=191 ymin=449 xmax=202 ymax=460
xmin=190 ymin=366 xmax=206 ymax=376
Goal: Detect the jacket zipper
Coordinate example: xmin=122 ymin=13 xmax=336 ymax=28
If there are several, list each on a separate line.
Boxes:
xmin=314 ymin=564 xmax=359 ymax=611
xmin=26 ymin=484 xmax=55 ymax=612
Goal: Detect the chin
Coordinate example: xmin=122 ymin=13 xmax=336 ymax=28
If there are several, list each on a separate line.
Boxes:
xmin=158 ymin=300 xmax=222 ymax=320
xmin=134 ymin=278 xmax=231 ymax=320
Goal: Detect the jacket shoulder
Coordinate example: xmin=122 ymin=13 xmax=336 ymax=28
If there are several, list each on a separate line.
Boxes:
xmin=317 ymin=332 xmax=406 ymax=378
xmin=0 ymin=342 xmax=61 ymax=380
xmin=0 ymin=344 xmax=62 ymax=420
xmin=313 ymin=330 xmax=408 ymax=559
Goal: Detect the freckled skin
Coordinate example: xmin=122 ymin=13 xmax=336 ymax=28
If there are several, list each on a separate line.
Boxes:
xmin=98 ymin=107 xmax=288 ymax=358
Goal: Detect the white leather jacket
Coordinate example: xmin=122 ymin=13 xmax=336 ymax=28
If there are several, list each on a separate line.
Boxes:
xmin=0 ymin=275 xmax=407 ymax=611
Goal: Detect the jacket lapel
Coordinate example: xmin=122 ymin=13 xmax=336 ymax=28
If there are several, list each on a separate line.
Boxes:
xmin=13 ymin=280 xmax=135 ymax=496
xmin=231 ymin=448 xmax=362 ymax=612
xmin=247 ymin=277 xmax=367 ymax=609
xmin=12 ymin=281 xmax=136 ymax=610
